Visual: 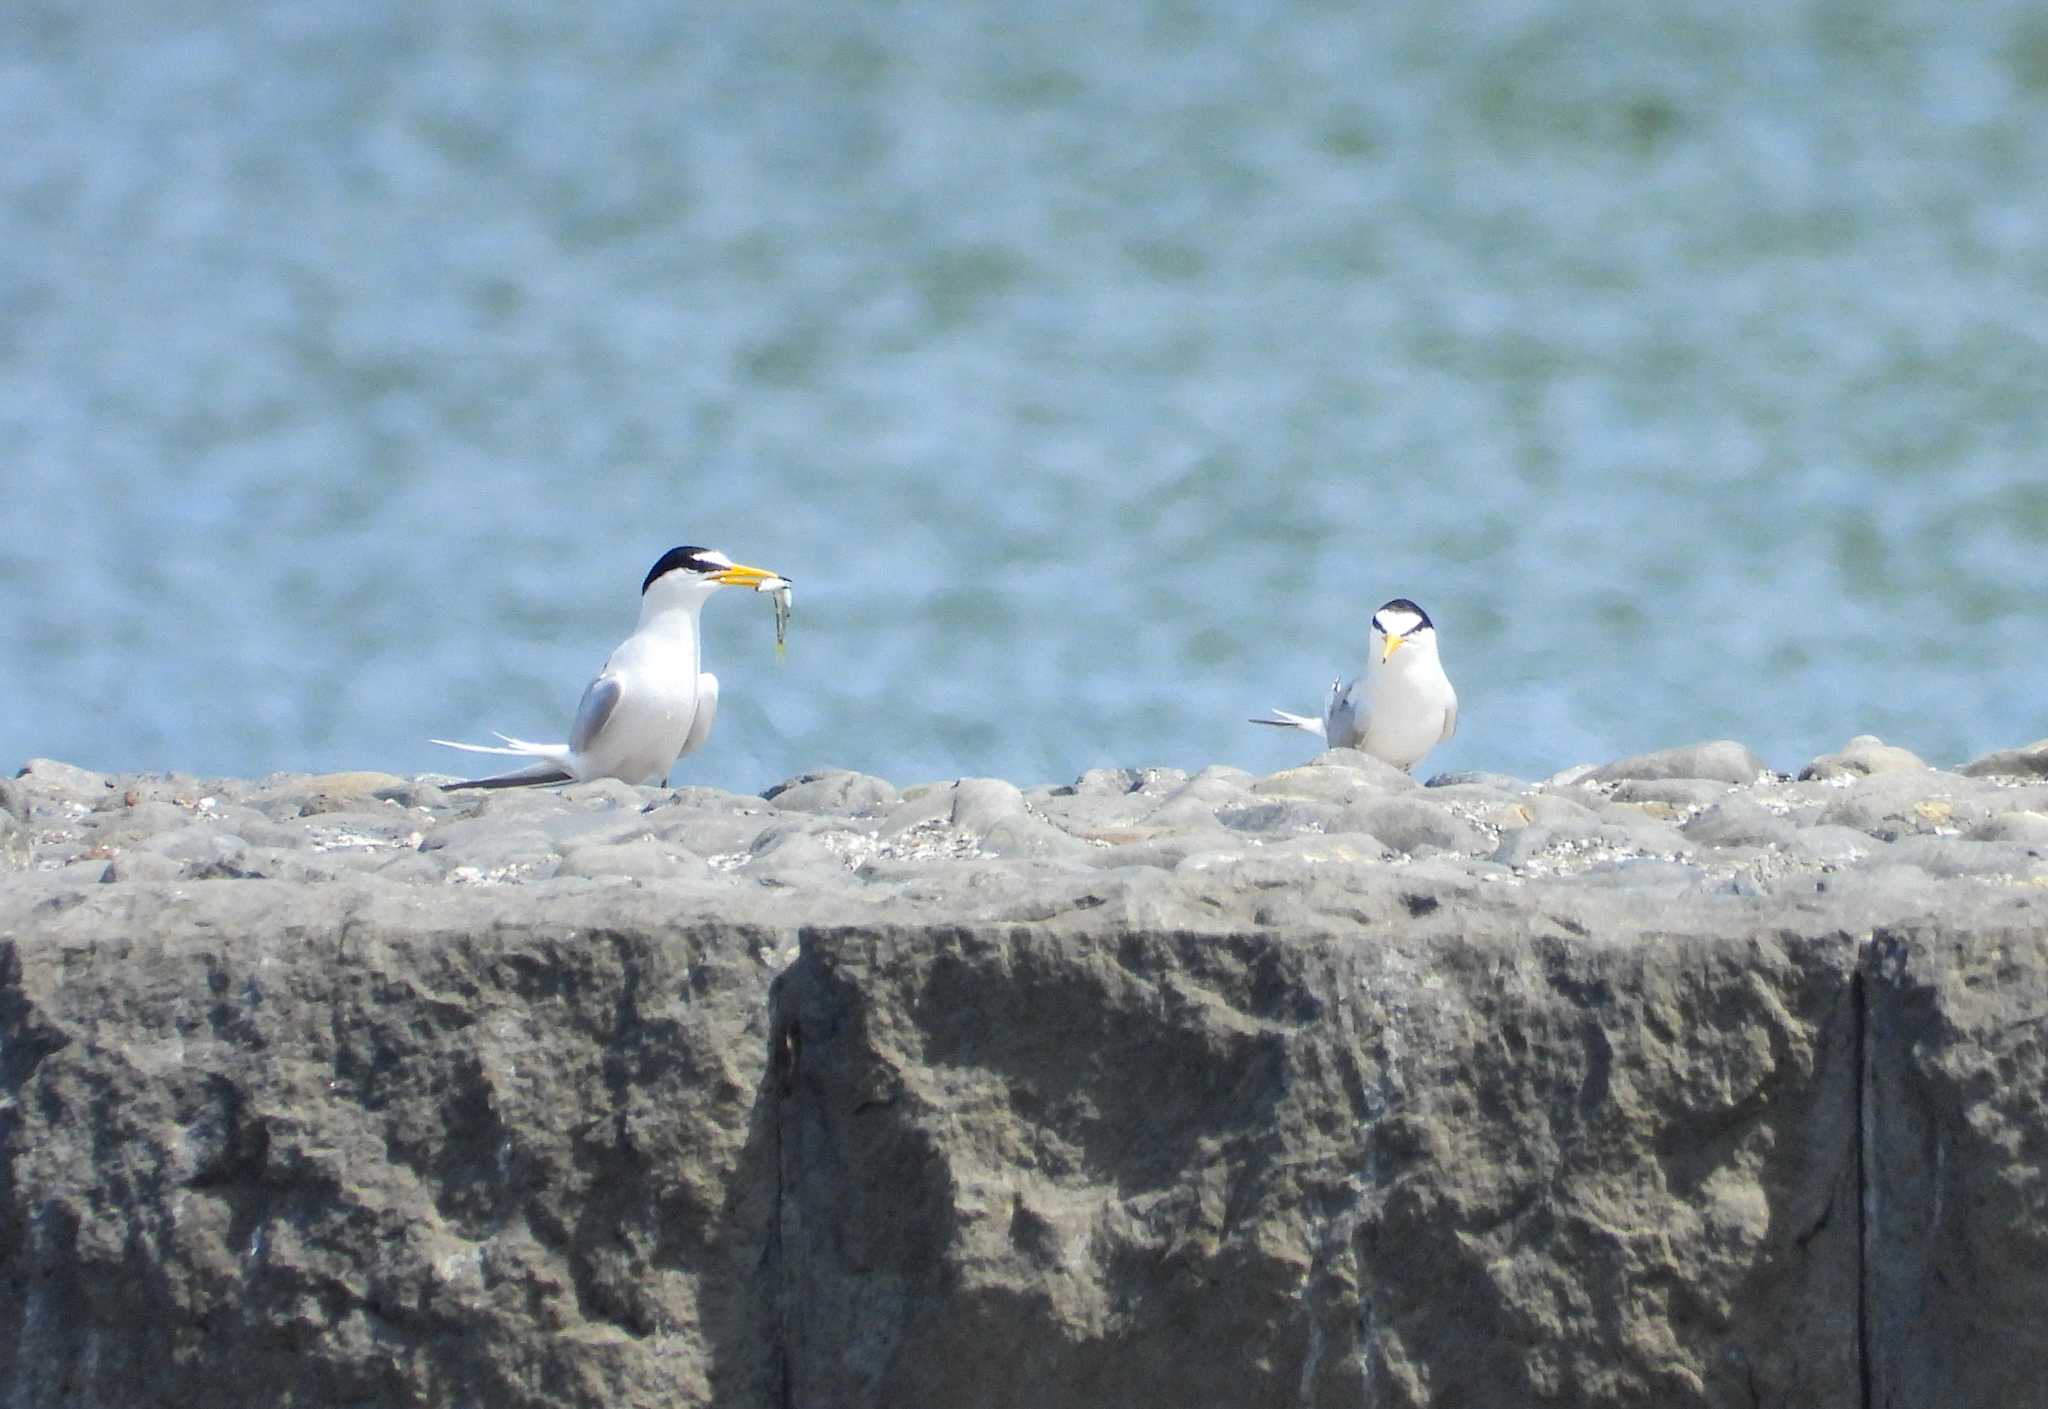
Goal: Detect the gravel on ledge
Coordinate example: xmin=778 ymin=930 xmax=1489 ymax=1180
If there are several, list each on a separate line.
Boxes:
xmin=9 ymin=736 xmax=2048 ymax=927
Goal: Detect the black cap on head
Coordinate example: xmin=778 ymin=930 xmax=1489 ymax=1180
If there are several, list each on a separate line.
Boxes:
xmin=642 ymin=545 xmax=721 ymax=594
xmin=1372 ymin=598 xmax=1433 ymax=631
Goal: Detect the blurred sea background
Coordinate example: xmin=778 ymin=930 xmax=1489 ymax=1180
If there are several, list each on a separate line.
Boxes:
xmin=5 ymin=0 xmax=2047 ymax=793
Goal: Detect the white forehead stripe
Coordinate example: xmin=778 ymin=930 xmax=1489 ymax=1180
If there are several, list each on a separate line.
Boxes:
xmin=1373 ymin=609 xmax=1426 ymax=637
xmin=699 ymin=550 xmax=734 ymax=569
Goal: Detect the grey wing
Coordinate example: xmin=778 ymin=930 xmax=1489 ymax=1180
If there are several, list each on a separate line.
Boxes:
xmin=1440 ymin=686 xmax=1459 ymax=743
xmin=676 ymin=672 xmax=719 ymax=760
xmin=567 ymin=674 xmax=625 ymax=757
xmin=1324 ymin=676 xmax=1366 ymax=750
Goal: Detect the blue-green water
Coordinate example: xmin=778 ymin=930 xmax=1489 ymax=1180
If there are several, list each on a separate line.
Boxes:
xmin=6 ymin=0 xmax=2048 ymax=792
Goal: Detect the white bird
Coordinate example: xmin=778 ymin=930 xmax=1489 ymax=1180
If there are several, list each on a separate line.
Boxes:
xmin=432 ymin=546 xmax=789 ymax=789
xmin=1251 ymin=597 xmax=1458 ymax=772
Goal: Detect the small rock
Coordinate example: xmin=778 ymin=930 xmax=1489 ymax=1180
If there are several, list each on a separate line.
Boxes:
xmin=556 ymin=840 xmax=713 ymax=881
xmin=1021 ymin=791 xmax=1159 ymax=839
xmin=1424 ymin=770 xmax=1527 ymax=790
xmin=195 ymin=846 xmax=344 ymax=882
xmin=463 ymin=788 xmax=577 ymax=821
xmin=1420 ymin=783 xmax=1529 ymax=809
xmin=1171 ymin=843 xmax=1256 ymax=874
xmin=416 ymin=822 xmax=561 ymax=878
xmin=1588 ymin=741 xmax=1769 ymax=786
xmin=15 ymin=758 xmax=117 ymax=795
xmin=1682 ymin=799 xmax=1800 ymax=850
xmin=647 ymin=809 xmax=777 ymax=857
xmin=1780 ymin=825 xmax=1880 ymax=866
xmin=1493 ymin=818 xmax=1683 ymax=870
xmin=1959 ymin=740 xmax=2048 ymax=779
xmin=98 ymin=851 xmax=184 ymax=883
xmin=978 ymin=815 xmax=1097 ymax=862
xmin=1468 ymin=800 xmax=1537 ymax=832
xmin=1608 ymin=779 xmax=1734 ymax=808
xmin=649 ymin=785 xmax=771 ymax=814
xmin=1218 ymin=800 xmax=1344 ymax=835
xmin=138 ymin=825 xmax=252 ymax=866
xmin=747 ymin=821 xmax=871 ymax=878
xmin=1969 ymin=812 xmax=2048 ymax=847
xmin=1065 ymin=767 xmax=1189 ymax=797
xmin=1819 ymin=773 xmax=1999 ymax=842
xmin=1602 ymin=799 xmax=1686 ymax=824
xmin=1143 ymin=767 xmax=1255 ymax=829
xmin=1521 ymin=793 xmax=1600 ymax=827
xmin=378 ymin=780 xmax=451 ymax=808
xmin=1492 ymin=823 xmax=1590 ymax=868
xmin=1881 ymin=836 xmax=2048 ymax=880
xmin=374 ymin=852 xmax=449 ymax=884
xmin=1338 ymin=798 xmax=1491 ymax=855
xmin=267 ymin=771 xmax=415 ymax=816
xmin=1252 ymin=763 xmax=1412 ymax=805
xmin=533 ymin=811 xmax=666 ymax=849
xmin=1798 ymin=736 xmax=1931 ymax=781
xmin=78 ymin=801 xmax=196 ymax=847
xmin=291 ymin=810 xmax=432 ymax=852
xmin=1086 ymin=834 xmax=1236 ymax=872
xmin=876 ymin=779 xmax=1026 ymax=839
xmin=1239 ymin=833 xmax=1392 ymax=867
xmin=1306 ymin=750 xmax=1419 ymax=789
xmin=949 ymin=778 xmax=1027 ymax=834
xmin=1576 ymin=859 xmax=1708 ymax=892
xmin=556 ymin=778 xmax=654 ymax=809
xmin=763 ymin=770 xmax=901 ymax=815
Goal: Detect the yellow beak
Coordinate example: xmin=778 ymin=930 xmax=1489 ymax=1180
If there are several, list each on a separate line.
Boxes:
xmin=711 ymin=562 xmax=788 ymax=590
xmin=1380 ymin=632 xmax=1405 ymax=662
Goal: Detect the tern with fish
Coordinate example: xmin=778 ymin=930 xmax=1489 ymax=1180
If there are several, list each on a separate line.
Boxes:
xmin=432 ymin=546 xmax=791 ymax=789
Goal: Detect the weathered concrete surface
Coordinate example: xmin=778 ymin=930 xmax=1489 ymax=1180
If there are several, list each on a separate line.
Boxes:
xmin=774 ymin=916 xmax=1862 ymax=1409
xmin=1 ymin=885 xmax=790 ymax=1409
xmin=1865 ymin=925 xmax=2048 ymax=1409
xmin=8 ymin=748 xmax=2048 ymax=1407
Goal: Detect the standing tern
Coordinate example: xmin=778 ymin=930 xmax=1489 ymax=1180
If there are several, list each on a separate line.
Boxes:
xmin=432 ymin=546 xmax=790 ymax=789
xmin=1251 ymin=598 xmax=1457 ymax=772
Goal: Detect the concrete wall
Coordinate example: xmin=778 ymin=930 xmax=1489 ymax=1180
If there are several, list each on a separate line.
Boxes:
xmin=5 ymin=875 xmax=2043 ymax=1406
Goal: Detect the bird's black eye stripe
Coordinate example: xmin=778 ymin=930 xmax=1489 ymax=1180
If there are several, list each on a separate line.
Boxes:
xmin=1372 ymin=599 xmax=1433 ymax=636
xmin=643 ymin=545 xmax=716 ymax=594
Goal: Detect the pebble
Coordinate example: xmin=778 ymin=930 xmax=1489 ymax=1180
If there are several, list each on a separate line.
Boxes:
xmin=1587 ymin=741 xmax=1771 ymax=786
xmin=1968 ymin=812 xmax=2048 ymax=847
xmin=1251 ymin=761 xmax=1411 ymax=805
xmin=1424 ymin=770 xmax=1528 ymax=790
xmin=555 ymin=839 xmax=714 ymax=882
xmin=1816 ymin=772 xmax=2001 ymax=841
xmin=1960 ymin=739 xmax=2048 ymax=779
xmin=1798 ymin=735 xmax=1932 ymax=781
xmin=1339 ymin=797 xmax=1492 ymax=855
xmin=1682 ymin=798 xmax=1798 ymax=850
xmin=764 ymin=770 xmax=901 ymax=816
xmin=13 ymin=738 xmax=2048 ymax=901
xmin=1304 ymin=749 xmax=1418 ymax=790
xmin=1608 ymin=779 xmax=1734 ymax=808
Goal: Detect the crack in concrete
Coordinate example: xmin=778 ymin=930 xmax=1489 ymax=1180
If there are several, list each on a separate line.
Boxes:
xmin=1854 ymin=954 xmax=1873 ymax=1409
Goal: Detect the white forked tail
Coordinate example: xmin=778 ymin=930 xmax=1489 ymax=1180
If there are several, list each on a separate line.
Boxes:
xmin=1248 ymin=708 xmax=1329 ymax=739
xmin=428 ymin=733 xmax=576 ymax=789
xmin=430 ymin=731 xmax=571 ymax=760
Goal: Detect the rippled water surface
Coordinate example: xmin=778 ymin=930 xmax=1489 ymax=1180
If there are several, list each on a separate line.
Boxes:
xmin=6 ymin=0 xmax=2048 ymax=790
